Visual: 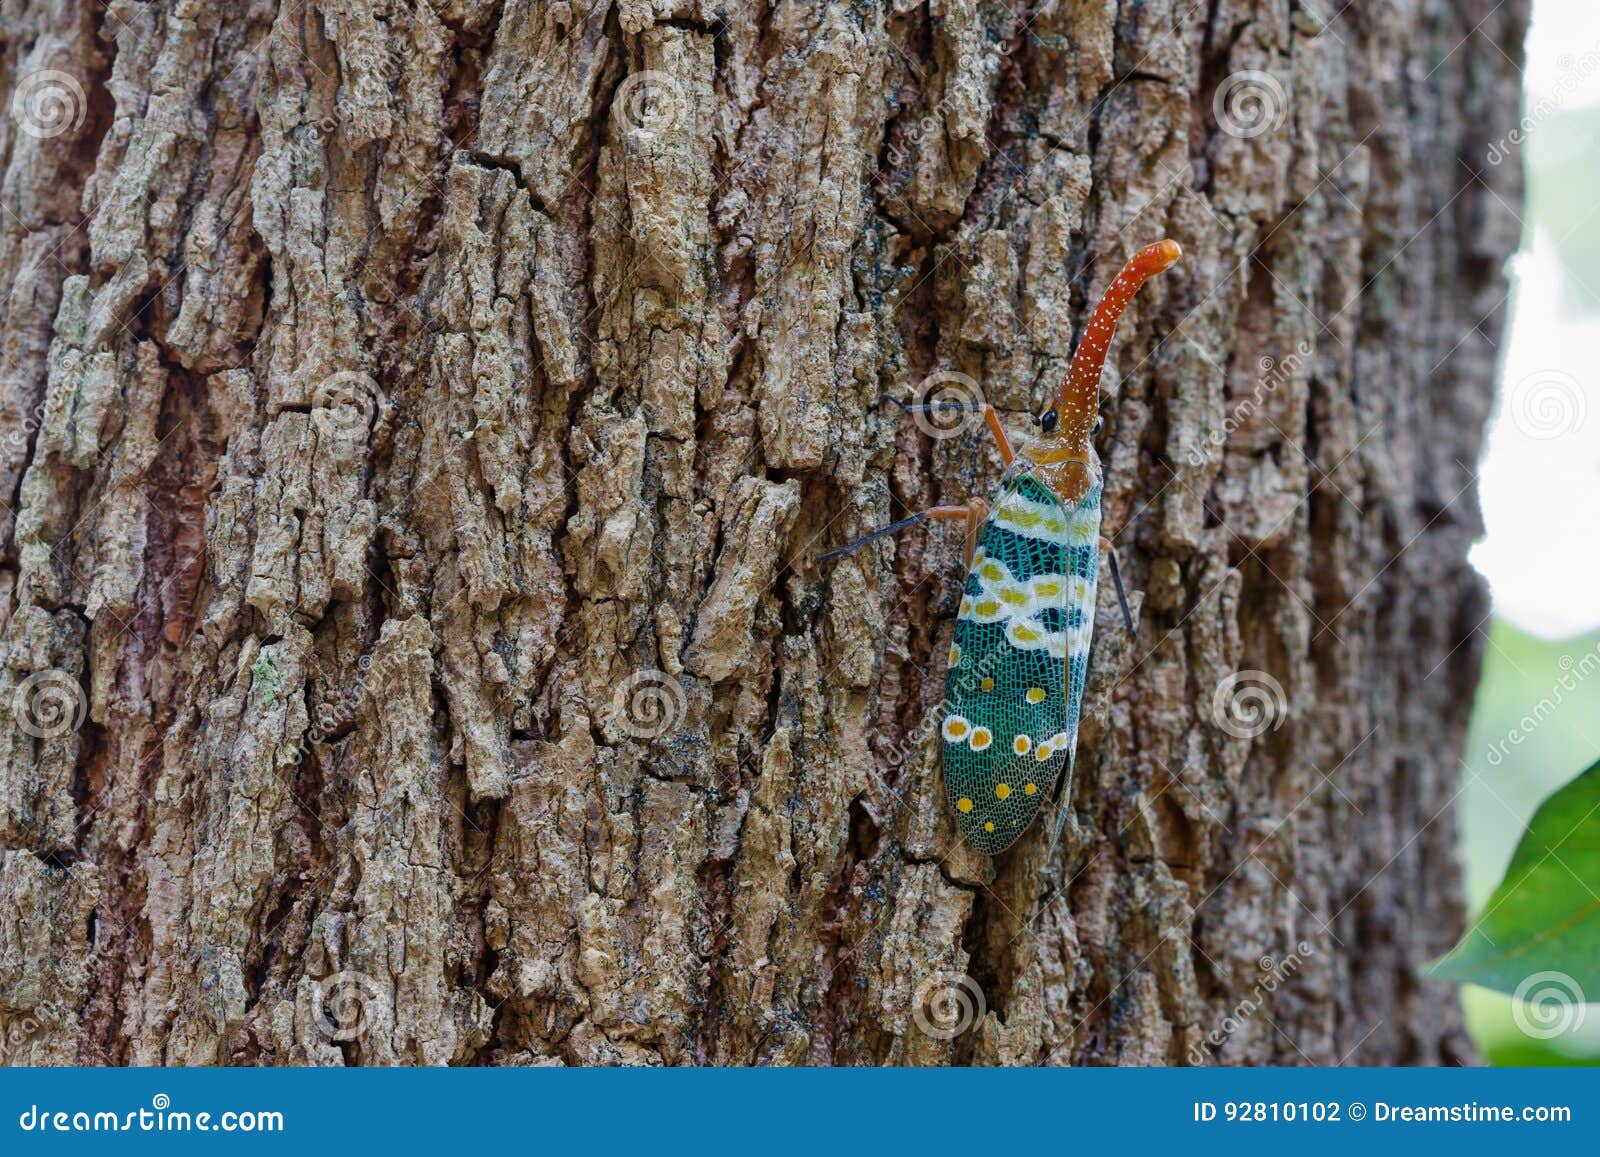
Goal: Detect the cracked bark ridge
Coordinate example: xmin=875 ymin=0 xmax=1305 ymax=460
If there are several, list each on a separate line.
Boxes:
xmin=0 ymin=0 xmax=1523 ymax=1066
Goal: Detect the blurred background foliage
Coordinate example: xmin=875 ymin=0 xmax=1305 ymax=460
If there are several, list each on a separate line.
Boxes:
xmin=1458 ymin=0 xmax=1600 ymax=1065
xmin=1529 ymin=105 xmax=1600 ymax=311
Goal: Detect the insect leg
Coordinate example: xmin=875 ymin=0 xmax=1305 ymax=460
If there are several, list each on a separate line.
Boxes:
xmin=818 ymin=504 xmax=972 ymax=563
xmin=1046 ymin=753 xmax=1077 ymax=859
xmin=958 ymin=497 xmax=989 ymax=567
xmin=1100 ymin=536 xmax=1137 ymax=638
xmin=979 ymin=407 xmax=1015 ymax=465
xmin=888 ymin=399 xmax=1015 ymax=465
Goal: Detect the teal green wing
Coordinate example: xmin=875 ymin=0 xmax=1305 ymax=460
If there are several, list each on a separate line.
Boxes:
xmin=941 ymin=473 xmax=1101 ymax=854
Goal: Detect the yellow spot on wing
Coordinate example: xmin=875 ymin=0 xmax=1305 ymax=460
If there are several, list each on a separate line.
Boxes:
xmin=970 ymin=727 xmax=993 ymax=751
xmin=1025 ymin=782 xmax=1038 ymax=795
xmin=995 ymin=783 xmax=1012 ymax=800
xmin=984 ymin=821 xmax=996 ymax=833
xmin=956 ymin=797 xmax=974 ymax=814
xmin=1026 ymin=687 xmax=1046 ymax=704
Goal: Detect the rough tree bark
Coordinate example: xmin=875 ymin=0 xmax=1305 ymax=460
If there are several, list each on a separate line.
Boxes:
xmin=0 ymin=0 xmax=1524 ymax=1066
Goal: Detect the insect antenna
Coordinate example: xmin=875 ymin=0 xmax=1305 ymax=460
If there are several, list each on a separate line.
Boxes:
xmin=818 ymin=511 xmax=930 ymax=562
xmin=1108 ymin=548 xmax=1137 ymax=638
xmin=887 ymin=399 xmax=987 ymax=413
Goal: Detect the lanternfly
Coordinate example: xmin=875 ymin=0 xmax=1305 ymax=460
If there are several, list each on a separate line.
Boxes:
xmin=823 ymin=240 xmax=1183 ymax=854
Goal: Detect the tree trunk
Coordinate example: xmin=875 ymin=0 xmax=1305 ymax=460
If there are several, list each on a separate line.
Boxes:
xmin=0 ymin=0 xmax=1525 ymax=1066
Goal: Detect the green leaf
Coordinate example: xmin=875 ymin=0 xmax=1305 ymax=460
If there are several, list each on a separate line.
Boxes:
xmin=1428 ymin=758 xmax=1600 ymax=998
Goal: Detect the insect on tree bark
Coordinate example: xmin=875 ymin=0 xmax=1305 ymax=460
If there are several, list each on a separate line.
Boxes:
xmin=0 ymin=0 xmax=1525 ymax=1065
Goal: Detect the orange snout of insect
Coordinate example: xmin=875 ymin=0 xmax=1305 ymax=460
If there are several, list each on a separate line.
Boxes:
xmin=1146 ymin=238 xmax=1183 ymax=273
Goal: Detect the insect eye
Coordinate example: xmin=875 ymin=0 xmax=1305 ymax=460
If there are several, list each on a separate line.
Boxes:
xmin=1039 ymin=409 xmax=1058 ymax=434
xmin=1093 ymin=415 xmax=1105 ymax=436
